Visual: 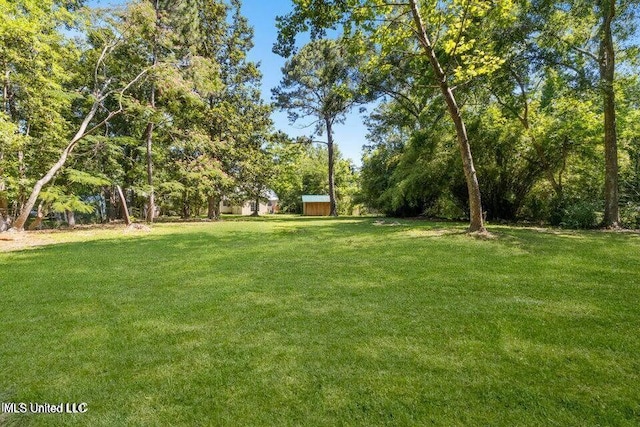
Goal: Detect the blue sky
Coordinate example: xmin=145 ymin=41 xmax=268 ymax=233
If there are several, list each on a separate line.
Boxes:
xmin=89 ymin=0 xmax=371 ymax=166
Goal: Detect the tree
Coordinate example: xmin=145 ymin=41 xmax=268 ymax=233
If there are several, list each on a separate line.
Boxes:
xmin=273 ymin=38 xmax=365 ymax=217
xmin=5 ymin=2 xmax=150 ymax=231
xmin=270 ymin=136 xmax=356 ymax=214
xmin=275 ymin=0 xmax=518 ymax=231
xmin=102 ymin=0 xmax=270 ymax=221
xmin=239 ymin=142 xmax=276 ymax=217
xmin=532 ymin=0 xmax=640 ymax=227
xmin=1 ymin=0 xmax=82 ymax=230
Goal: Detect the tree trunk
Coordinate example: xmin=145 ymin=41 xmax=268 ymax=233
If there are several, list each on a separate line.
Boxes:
xmin=600 ymin=0 xmax=620 ymax=227
xmin=326 ymin=117 xmax=338 ymax=217
xmin=12 ymin=100 xmax=101 ymax=231
xmin=207 ymin=195 xmax=220 ymax=220
xmin=0 ymin=159 xmax=8 ymax=232
xmin=252 ymin=195 xmax=260 ymax=216
xmin=116 ymin=185 xmax=131 ymax=226
xmin=182 ymin=191 xmax=190 ymax=219
xmin=105 ymin=186 xmax=118 ymax=221
xmin=28 ymin=201 xmax=45 ymax=230
xmin=145 ymin=1 xmax=161 ymax=224
xmin=17 ymin=149 xmax=26 ymax=213
xmin=66 ymin=210 xmax=76 ymax=228
xmin=145 ymin=119 xmax=155 ymax=223
xmin=409 ymin=0 xmax=485 ymax=232
xmin=1 ymin=69 xmax=10 ymax=232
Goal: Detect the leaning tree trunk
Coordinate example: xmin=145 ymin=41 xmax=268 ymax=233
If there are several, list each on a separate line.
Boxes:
xmin=325 ymin=117 xmax=338 ymax=217
xmin=12 ymin=101 xmax=101 ymax=231
xmin=600 ymin=0 xmax=620 ymax=227
xmin=28 ymin=201 xmax=45 ymax=230
xmin=409 ymin=0 xmax=485 ymax=232
xmin=116 ymin=185 xmax=131 ymax=226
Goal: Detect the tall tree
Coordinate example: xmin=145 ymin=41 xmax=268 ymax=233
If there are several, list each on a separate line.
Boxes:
xmin=3 ymin=1 xmax=151 ymax=231
xmin=273 ymin=39 xmax=363 ymax=216
xmin=275 ymin=0 xmax=517 ymax=231
xmin=600 ymin=0 xmax=620 ymax=227
xmin=533 ymin=0 xmax=640 ymax=227
xmin=407 ymin=0 xmax=483 ymax=231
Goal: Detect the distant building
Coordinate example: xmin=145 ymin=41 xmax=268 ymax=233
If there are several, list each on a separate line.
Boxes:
xmin=220 ymin=195 xmax=279 ymax=215
xmin=302 ymin=195 xmax=331 ymax=216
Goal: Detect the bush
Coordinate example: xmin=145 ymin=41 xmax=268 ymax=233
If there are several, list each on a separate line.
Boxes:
xmin=560 ymin=200 xmax=600 ymax=229
xmin=621 ymin=203 xmax=640 ymax=229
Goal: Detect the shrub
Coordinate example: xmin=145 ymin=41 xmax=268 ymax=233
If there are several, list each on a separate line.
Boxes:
xmin=620 ymin=203 xmax=640 ymax=229
xmin=561 ymin=200 xmax=600 ymax=229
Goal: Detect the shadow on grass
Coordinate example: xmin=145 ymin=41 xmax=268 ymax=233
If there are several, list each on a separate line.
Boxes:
xmin=2 ymin=218 xmax=640 ymax=425
xmin=4 ymin=216 xmax=640 ymax=261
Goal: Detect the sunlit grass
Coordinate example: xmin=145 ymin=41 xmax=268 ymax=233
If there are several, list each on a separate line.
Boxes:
xmin=1 ymin=217 xmax=639 ymax=425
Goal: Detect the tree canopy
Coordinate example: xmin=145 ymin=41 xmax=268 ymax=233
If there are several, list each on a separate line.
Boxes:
xmin=1 ymin=0 xmax=639 ymax=231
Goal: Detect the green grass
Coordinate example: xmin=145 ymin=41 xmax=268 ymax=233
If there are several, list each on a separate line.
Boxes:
xmin=1 ymin=217 xmax=639 ymax=426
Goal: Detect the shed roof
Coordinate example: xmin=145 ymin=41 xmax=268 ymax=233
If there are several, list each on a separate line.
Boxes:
xmin=302 ymin=195 xmax=330 ymax=203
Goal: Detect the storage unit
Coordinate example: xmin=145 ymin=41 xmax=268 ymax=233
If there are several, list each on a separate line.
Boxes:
xmin=302 ymin=195 xmax=331 ymax=216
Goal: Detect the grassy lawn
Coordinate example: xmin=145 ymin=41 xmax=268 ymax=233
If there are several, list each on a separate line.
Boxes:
xmin=1 ymin=217 xmax=639 ymax=426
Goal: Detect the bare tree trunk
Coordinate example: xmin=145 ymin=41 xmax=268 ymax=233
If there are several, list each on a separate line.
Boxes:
xmin=66 ymin=210 xmax=76 ymax=228
xmin=105 ymin=186 xmax=117 ymax=221
xmin=145 ymin=120 xmax=155 ymax=223
xmin=116 ymin=185 xmax=131 ymax=226
xmin=12 ymin=100 xmax=101 ymax=231
xmin=145 ymin=0 xmax=161 ymax=224
xmin=207 ymin=195 xmax=220 ymax=220
xmin=182 ymin=191 xmax=190 ymax=219
xmin=0 ymin=153 xmax=8 ymax=232
xmin=409 ymin=0 xmax=485 ymax=232
xmin=17 ymin=149 xmax=26 ymax=213
xmin=251 ymin=195 xmax=260 ymax=216
xmin=1 ymin=68 xmax=10 ymax=232
xmin=326 ymin=117 xmax=338 ymax=217
xmin=600 ymin=0 xmax=620 ymax=227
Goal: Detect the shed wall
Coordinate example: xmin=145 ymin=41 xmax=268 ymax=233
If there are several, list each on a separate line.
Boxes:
xmin=303 ymin=202 xmax=331 ymax=216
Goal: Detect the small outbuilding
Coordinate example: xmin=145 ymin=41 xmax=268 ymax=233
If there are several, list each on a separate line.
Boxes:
xmin=302 ymin=195 xmax=331 ymax=216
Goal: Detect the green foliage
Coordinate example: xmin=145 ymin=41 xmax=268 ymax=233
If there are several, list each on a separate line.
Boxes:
xmin=65 ymin=169 xmax=111 ymax=187
xmin=561 ymin=200 xmax=600 ymax=229
xmin=273 ymin=38 xmax=368 ymax=133
xmin=2 ymin=0 xmax=639 ymax=228
xmin=80 ymin=0 xmax=272 ymax=220
xmin=270 ymin=140 xmax=357 ymax=214
xmin=40 ymin=186 xmax=95 ymax=214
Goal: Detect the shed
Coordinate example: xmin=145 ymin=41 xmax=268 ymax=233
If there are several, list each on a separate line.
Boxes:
xmin=302 ymin=195 xmax=331 ymax=216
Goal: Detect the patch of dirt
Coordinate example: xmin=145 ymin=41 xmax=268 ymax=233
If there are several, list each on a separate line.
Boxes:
xmin=123 ymin=223 xmax=152 ymax=233
xmin=0 ymin=222 xmax=150 ymax=252
xmin=468 ymin=229 xmax=496 ymax=239
xmin=402 ymin=228 xmax=462 ymax=238
xmin=0 ymin=230 xmax=56 ymax=252
xmin=372 ymin=220 xmax=404 ymax=226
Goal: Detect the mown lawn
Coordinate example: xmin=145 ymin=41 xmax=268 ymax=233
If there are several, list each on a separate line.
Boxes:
xmin=1 ymin=217 xmax=639 ymax=426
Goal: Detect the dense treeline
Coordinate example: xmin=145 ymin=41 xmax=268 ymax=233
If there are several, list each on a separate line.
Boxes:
xmin=276 ymin=0 xmax=640 ymax=229
xmin=0 ymin=0 xmax=277 ymax=230
xmin=355 ymin=1 xmax=640 ymax=228
xmin=1 ymin=0 xmax=639 ymax=231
